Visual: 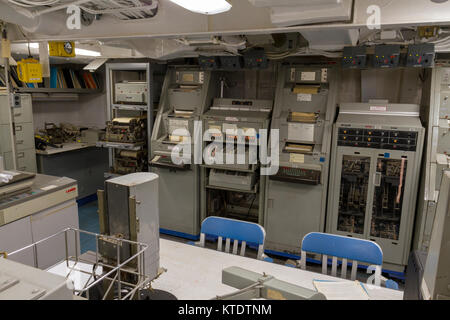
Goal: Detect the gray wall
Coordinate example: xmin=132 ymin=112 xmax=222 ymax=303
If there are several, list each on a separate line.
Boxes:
xmin=32 ymin=93 xmax=107 ymax=132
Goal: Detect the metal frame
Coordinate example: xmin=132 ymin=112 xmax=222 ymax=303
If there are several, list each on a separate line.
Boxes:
xmin=7 ymin=228 xmax=151 ymax=300
xmin=105 ymin=62 xmax=153 ymax=170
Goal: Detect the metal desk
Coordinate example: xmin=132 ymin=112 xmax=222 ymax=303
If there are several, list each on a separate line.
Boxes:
xmin=36 ymin=143 xmax=109 ymax=200
xmin=152 ymin=239 xmax=404 ymax=300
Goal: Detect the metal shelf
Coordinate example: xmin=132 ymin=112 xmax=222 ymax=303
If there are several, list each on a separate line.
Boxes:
xmin=96 ymin=141 xmax=145 ymax=151
xmin=112 ymin=103 xmax=149 ymax=111
xmin=206 ymin=184 xmax=259 ymax=194
xmin=106 ymin=62 xmax=153 ymax=170
xmin=16 ymin=88 xmax=102 ymax=94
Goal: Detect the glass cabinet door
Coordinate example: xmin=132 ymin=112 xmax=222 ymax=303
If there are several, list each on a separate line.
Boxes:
xmin=370 ymin=158 xmax=408 ymax=240
xmin=337 ymin=155 xmax=371 ymax=235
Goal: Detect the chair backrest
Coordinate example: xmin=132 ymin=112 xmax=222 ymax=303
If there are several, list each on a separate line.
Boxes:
xmin=199 ymin=216 xmax=266 ymax=260
xmin=300 ymin=232 xmax=384 ymax=286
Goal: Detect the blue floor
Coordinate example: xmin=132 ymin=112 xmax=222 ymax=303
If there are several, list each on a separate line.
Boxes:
xmin=78 ymin=201 xmax=100 ymax=254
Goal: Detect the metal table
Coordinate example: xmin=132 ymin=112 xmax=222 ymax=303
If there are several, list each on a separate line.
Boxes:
xmin=151 ymin=239 xmax=404 ymax=300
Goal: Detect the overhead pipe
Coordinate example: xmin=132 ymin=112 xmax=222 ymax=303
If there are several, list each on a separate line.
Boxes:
xmin=0 ymin=1 xmax=67 ymax=35
xmin=0 ymin=0 xmax=159 ymax=36
xmin=0 ymin=2 xmax=40 ymax=31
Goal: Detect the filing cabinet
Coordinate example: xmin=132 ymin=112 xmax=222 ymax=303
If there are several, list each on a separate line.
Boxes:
xmin=0 ymin=93 xmax=36 ymax=172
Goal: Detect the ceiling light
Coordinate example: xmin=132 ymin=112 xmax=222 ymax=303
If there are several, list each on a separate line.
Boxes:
xmin=28 ymin=43 xmax=101 ymax=57
xmin=75 ymin=48 xmax=101 ymax=57
xmin=169 ymin=0 xmax=232 ymax=15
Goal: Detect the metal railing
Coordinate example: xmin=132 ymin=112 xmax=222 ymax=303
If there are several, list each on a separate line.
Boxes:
xmin=7 ymin=228 xmax=151 ymax=300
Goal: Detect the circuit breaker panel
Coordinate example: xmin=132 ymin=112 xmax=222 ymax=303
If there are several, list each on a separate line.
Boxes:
xmin=327 ymin=102 xmax=425 ymax=272
xmin=264 ymin=66 xmax=338 ymax=255
xmin=415 ymin=67 xmax=450 ymax=252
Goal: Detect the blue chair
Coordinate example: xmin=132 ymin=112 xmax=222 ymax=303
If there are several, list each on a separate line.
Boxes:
xmin=299 ymin=232 xmax=385 ymax=287
xmin=195 ymin=216 xmax=271 ymax=261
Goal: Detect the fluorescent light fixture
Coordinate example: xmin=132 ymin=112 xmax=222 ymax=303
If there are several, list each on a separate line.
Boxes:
xmin=75 ymin=48 xmax=101 ymax=57
xmin=170 ymin=0 xmax=232 ymax=15
xmin=28 ymin=43 xmax=101 ymax=57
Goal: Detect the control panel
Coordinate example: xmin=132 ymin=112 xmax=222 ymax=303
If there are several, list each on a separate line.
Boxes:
xmin=338 ymin=128 xmax=418 ymax=151
xmin=199 ymin=56 xmax=220 ymax=70
xmin=342 ymin=46 xmax=367 ymax=69
xmin=220 ymin=56 xmax=244 ymax=70
xmin=373 ymin=45 xmax=401 ymax=68
xmin=407 ymin=43 xmax=435 ymax=68
xmin=243 ymin=49 xmax=269 ymax=69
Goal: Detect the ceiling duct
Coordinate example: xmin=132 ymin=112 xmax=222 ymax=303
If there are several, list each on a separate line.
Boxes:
xmin=0 ymin=0 xmax=159 ymax=31
xmin=248 ymin=0 xmax=353 ymax=27
xmin=72 ymin=0 xmax=159 ymax=20
xmin=123 ymin=36 xmax=247 ymax=60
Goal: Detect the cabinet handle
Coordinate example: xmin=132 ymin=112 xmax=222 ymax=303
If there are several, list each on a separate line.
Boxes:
xmin=17 ymin=140 xmax=24 ymax=145
xmin=14 ymin=113 xmax=22 ymax=117
xmin=15 ymin=125 xmax=22 ymax=131
xmin=17 ymin=152 xmax=25 ymax=158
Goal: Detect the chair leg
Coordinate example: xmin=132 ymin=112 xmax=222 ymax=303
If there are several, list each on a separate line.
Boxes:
xmin=232 ymin=239 xmax=238 ymax=255
xmin=257 ymin=245 xmax=264 ymax=260
xmin=199 ymin=233 xmax=205 ymax=247
xmin=351 ymin=260 xmax=358 ymax=281
xmin=322 ymin=255 xmax=328 ymax=275
xmin=375 ymin=265 xmax=382 ymax=287
xmin=300 ymin=251 xmax=306 ymax=270
xmin=217 ymin=236 xmax=223 ymax=251
xmin=341 ymin=258 xmax=348 ymax=279
xmin=331 ymin=256 xmax=338 ymax=277
xmin=225 ymin=238 xmax=231 ymax=253
xmin=240 ymin=241 xmax=246 ymax=256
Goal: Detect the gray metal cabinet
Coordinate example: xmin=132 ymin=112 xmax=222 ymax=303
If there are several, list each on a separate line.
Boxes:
xmin=414 ymin=68 xmax=450 ymax=252
xmin=152 ymin=166 xmax=200 ymax=236
xmin=36 ymin=147 xmax=109 ymax=200
xmin=30 ymin=201 xmax=79 ymax=269
xmin=0 ymin=200 xmax=79 ymax=270
xmin=328 ymin=148 xmax=418 ymax=267
xmin=4 ymin=150 xmax=37 ymax=172
xmin=0 ymin=93 xmax=36 ymax=172
xmin=265 ymin=181 xmax=325 ymax=254
xmin=0 ymin=217 xmax=34 ymax=266
xmin=326 ymin=103 xmax=425 ymax=272
xmin=264 ymin=66 xmax=338 ymax=255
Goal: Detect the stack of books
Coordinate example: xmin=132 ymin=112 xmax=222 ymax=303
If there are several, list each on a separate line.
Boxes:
xmin=50 ymin=67 xmax=100 ymax=89
xmin=0 ymin=66 xmax=100 ymax=90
